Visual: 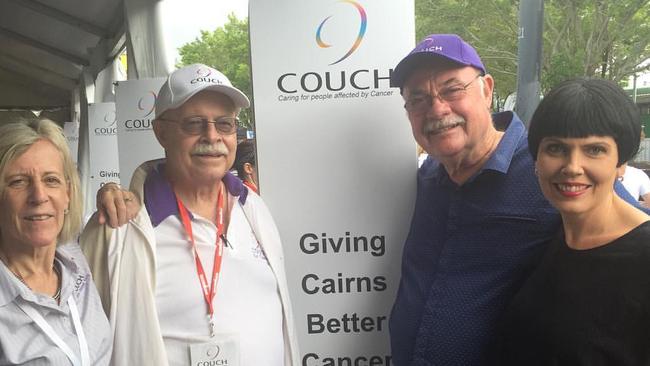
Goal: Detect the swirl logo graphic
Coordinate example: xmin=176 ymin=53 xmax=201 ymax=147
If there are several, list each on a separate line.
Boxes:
xmin=197 ymin=68 xmax=212 ymax=78
xmin=206 ymin=345 xmax=220 ymax=359
xmin=103 ymin=111 xmax=116 ymax=127
xmin=137 ymin=91 xmax=157 ymax=118
xmin=316 ymin=0 xmax=367 ymax=65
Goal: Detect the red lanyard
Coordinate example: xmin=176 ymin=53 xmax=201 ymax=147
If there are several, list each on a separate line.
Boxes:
xmin=243 ymin=180 xmax=258 ymax=194
xmin=175 ymin=186 xmax=225 ymax=337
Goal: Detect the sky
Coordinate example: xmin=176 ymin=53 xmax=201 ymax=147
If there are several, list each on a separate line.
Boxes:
xmin=161 ymin=0 xmax=248 ymax=65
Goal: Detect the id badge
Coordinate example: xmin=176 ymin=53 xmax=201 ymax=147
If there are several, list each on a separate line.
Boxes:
xmin=189 ymin=335 xmax=240 ymax=366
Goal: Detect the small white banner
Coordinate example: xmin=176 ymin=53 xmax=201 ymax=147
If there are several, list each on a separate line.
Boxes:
xmin=62 ymin=121 xmax=79 ymax=165
xmin=115 ymin=78 xmax=165 ymax=187
xmin=250 ymin=0 xmax=415 ymax=362
xmin=87 ymin=103 xmax=120 ymax=197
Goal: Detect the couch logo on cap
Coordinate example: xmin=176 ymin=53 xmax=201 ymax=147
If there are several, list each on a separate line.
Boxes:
xmin=197 ymin=68 xmax=212 ymax=78
xmin=422 ymin=46 xmax=443 ymax=52
xmin=191 ymin=67 xmax=224 ymax=85
xmin=316 ymin=0 xmax=367 ymax=65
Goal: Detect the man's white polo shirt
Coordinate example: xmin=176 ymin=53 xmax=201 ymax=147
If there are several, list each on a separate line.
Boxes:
xmin=145 ymin=165 xmax=284 ymax=366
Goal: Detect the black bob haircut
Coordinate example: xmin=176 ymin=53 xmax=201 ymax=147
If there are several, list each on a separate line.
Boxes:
xmin=527 ymin=78 xmax=641 ymax=166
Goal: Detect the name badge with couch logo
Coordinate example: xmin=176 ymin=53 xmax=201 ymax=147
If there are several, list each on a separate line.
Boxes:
xmin=190 ymin=335 xmax=239 ymax=366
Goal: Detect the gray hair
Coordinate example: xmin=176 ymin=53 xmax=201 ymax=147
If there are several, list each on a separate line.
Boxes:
xmin=477 ymin=75 xmax=486 ymax=98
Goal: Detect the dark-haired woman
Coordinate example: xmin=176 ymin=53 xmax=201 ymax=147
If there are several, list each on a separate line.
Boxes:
xmin=233 ymin=139 xmax=258 ymax=193
xmin=500 ymin=78 xmax=650 ymax=365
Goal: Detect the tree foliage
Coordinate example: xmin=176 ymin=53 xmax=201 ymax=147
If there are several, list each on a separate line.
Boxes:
xmin=415 ymin=0 xmax=520 ymax=104
xmin=178 ymin=14 xmax=253 ymax=126
xmin=414 ymin=0 xmax=650 ymax=102
xmin=543 ymin=0 xmax=650 ymax=88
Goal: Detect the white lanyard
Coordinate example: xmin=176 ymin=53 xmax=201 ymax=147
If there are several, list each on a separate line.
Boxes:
xmin=17 ymin=296 xmax=90 ymax=366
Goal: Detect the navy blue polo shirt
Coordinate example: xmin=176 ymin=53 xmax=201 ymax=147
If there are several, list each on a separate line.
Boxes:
xmin=389 ymin=112 xmax=560 ymax=365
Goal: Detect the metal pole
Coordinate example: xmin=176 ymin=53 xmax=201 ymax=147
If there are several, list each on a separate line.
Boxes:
xmin=514 ymin=0 xmax=544 ymax=127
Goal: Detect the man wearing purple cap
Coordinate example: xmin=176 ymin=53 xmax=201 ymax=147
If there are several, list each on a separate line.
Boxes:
xmin=81 ymin=64 xmax=299 ymax=366
xmin=388 ymin=34 xmax=558 ymax=365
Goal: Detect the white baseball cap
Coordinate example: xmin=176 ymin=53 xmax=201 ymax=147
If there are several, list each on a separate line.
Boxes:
xmin=155 ymin=63 xmax=250 ymax=117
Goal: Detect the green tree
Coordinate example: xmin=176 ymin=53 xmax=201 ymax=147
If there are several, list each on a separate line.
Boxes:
xmin=415 ymin=0 xmax=520 ymax=104
xmin=414 ymin=0 xmax=650 ymax=103
xmin=178 ymin=14 xmax=253 ymax=127
xmin=543 ymin=0 xmax=650 ymax=88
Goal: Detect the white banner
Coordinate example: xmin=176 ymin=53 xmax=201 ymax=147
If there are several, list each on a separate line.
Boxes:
xmin=63 ymin=121 xmax=79 ymax=165
xmin=115 ymin=78 xmax=165 ymax=186
xmin=250 ymin=1 xmax=415 ymax=364
xmin=635 ymin=138 xmax=650 ymax=162
xmin=87 ymin=103 xmax=120 ymax=199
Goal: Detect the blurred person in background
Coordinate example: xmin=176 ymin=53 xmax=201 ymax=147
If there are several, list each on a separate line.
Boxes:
xmin=232 ymin=139 xmax=258 ymax=194
xmin=620 ymin=163 xmax=650 ymax=207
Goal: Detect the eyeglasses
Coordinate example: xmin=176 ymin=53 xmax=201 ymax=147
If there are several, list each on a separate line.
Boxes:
xmin=158 ymin=116 xmax=239 ymax=135
xmin=404 ymin=74 xmax=482 ymax=114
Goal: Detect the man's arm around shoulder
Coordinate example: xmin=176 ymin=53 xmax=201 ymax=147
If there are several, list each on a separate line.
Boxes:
xmin=80 ymin=212 xmax=115 ymax=315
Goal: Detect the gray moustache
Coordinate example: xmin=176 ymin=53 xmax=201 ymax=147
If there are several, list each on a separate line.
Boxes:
xmin=423 ymin=118 xmax=466 ymax=135
xmin=191 ymin=143 xmax=229 ymax=155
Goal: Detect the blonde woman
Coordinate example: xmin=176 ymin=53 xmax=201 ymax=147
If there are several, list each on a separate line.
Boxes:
xmin=0 ymin=118 xmax=111 ymax=365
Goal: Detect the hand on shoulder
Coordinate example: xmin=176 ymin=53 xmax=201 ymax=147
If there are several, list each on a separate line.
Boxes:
xmin=96 ymin=183 xmax=141 ymax=228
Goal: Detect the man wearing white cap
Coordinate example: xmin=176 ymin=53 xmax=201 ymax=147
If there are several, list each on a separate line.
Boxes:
xmin=81 ymin=64 xmax=299 ymax=366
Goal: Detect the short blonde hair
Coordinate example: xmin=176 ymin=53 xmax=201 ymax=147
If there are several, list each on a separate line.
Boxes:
xmin=0 ymin=118 xmax=82 ymax=244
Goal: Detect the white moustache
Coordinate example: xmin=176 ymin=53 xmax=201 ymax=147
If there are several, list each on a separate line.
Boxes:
xmin=423 ymin=117 xmax=466 ymax=135
xmin=191 ymin=143 xmax=229 ymax=156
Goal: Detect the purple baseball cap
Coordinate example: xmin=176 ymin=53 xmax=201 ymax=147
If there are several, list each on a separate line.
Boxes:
xmin=391 ymin=34 xmax=486 ymax=87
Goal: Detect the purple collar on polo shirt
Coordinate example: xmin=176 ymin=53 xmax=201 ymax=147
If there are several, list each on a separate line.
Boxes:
xmin=144 ymin=161 xmax=248 ymax=227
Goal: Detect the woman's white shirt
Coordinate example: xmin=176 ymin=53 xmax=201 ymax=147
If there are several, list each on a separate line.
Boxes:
xmin=0 ymin=243 xmax=112 ymax=365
